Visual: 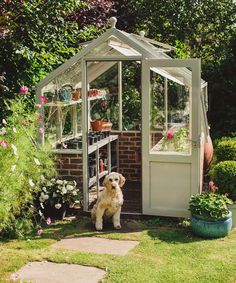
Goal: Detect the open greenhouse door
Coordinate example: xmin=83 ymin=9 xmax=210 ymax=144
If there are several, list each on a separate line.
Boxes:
xmin=142 ymin=59 xmax=201 ymax=217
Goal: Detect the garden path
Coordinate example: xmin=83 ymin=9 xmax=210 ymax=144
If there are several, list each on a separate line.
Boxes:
xmin=16 ymin=219 xmax=141 ymax=282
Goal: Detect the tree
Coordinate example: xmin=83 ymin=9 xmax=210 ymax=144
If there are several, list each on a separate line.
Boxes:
xmin=0 ymin=0 xmax=115 ymax=120
xmin=114 ymin=0 xmax=236 ymax=137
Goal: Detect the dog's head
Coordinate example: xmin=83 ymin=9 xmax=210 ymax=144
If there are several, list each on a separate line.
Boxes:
xmin=103 ymin=172 xmax=126 ymax=190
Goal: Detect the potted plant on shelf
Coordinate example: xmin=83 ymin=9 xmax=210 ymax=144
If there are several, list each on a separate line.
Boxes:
xmin=189 ymin=192 xmax=232 ymax=238
xmin=38 ymin=178 xmax=81 ymax=220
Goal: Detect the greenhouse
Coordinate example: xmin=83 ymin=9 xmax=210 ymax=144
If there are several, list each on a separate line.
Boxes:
xmin=37 ymin=17 xmax=209 ymax=217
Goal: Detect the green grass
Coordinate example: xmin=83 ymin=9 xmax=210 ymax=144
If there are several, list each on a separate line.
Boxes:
xmin=0 ymin=218 xmax=236 ymax=283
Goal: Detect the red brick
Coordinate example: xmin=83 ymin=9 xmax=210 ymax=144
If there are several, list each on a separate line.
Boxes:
xmin=62 ymin=164 xmax=80 ymax=169
xmin=58 ymin=170 xmax=69 ymax=175
xmin=70 ymin=158 xmax=82 ymax=164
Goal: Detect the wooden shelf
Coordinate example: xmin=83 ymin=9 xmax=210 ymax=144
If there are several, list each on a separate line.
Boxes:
xmin=42 ymin=94 xmax=108 ymax=107
xmin=88 ymin=170 xmax=108 ymax=187
xmin=88 ymin=135 xmax=118 ymax=154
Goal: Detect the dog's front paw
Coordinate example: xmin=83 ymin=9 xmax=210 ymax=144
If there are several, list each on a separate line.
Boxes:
xmin=114 ymin=224 xmax=121 ymax=230
xmin=95 ymin=224 xmax=103 ymax=231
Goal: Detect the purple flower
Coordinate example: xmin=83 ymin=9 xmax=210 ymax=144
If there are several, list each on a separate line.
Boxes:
xmin=19 ymin=85 xmax=29 ymax=95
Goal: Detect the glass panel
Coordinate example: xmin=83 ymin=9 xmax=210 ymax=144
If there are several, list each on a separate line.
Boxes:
xmin=122 ymin=61 xmax=141 ymax=131
xmin=150 ymin=68 xmax=191 ymax=154
xmin=89 ymin=62 xmax=118 ymax=131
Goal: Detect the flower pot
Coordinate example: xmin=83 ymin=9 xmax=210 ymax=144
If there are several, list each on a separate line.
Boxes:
xmin=43 ymin=203 xmax=68 ymax=220
xmin=229 ymin=203 xmax=236 ymax=229
xmin=90 ymin=120 xmax=112 ymax=131
xmin=190 ymin=211 xmax=232 ymax=238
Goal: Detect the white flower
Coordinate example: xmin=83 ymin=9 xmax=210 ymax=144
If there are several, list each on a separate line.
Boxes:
xmin=61 ymin=187 xmax=67 ymax=195
xmin=13 ymin=127 xmax=17 ymax=133
xmin=66 ymin=185 xmax=74 ymax=191
xmin=40 ymin=202 xmax=44 ymax=209
xmin=29 ymin=179 xmax=35 ymax=187
xmin=11 ymin=144 xmax=18 ymax=155
xmin=39 ymin=196 xmax=45 ymax=202
xmin=72 ymin=190 xmax=77 ymax=196
xmin=39 ymin=210 xmax=43 ymax=217
xmin=34 ymin=158 xmax=40 ymax=165
xmin=42 ymin=187 xmax=47 ymax=193
xmin=55 ymin=203 xmax=62 ymax=209
xmin=56 ymin=180 xmax=63 ymax=185
xmin=0 ymin=127 xmax=6 ymax=135
xmin=11 ymin=165 xmax=16 ymax=172
xmin=40 ymin=175 xmax=45 ymax=181
xmin=44 ymin=194 xmax=49 ymax=200
xmin=2 ymin=119 xmax=7 ymax=124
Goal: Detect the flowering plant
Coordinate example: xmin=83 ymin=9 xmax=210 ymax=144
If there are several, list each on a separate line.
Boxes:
xmin=38 ymin=178 xmax=81 ymax=210
xmin=160 ymin=127 xmax=189 ymax=152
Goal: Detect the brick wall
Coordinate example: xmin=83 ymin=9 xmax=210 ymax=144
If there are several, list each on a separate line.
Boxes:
xmin=116 ymin=131 xmax=142 ymax=181
xmin=56 ymin=153 xmax=83 ymax=187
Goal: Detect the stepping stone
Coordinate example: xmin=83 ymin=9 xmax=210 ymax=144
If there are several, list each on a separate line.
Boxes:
xmin=52 ymin=237 xmax=139 ymax=255
xmin=17 ymin=261 xmax=106 ymax=283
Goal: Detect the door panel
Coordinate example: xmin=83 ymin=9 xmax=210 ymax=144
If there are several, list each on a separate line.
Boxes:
xmin=142 ymin=59 xmax=201 ymax=217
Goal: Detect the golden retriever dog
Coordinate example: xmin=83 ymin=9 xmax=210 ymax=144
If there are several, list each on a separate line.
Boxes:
xmin=91 ymin=172 xmax=126 ymax=231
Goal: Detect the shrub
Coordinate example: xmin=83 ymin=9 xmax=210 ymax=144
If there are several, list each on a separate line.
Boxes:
xmin=214 ymin=137 xmax=236 ymax=162
xmin=210 ymin=161 xmax=236 ymax=202
xmin=0 ymin=93 xmax=56 ymax=238
xmin=189 ymin=193 xmax=232 ymax=221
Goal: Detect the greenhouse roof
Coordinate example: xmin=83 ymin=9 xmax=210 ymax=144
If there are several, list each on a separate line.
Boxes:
xmin=37 ymin=17 xmax=206 ymax=91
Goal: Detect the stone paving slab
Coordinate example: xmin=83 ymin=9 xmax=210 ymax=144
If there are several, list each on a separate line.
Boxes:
xmin=17 ymin=261 xmax=106 ymax=283
xmin=52 ymin=237 xmax=139 ymax=255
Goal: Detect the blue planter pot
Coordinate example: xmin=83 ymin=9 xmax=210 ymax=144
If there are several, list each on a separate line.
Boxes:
xmin=190 ymin=211 xmax=232 ymax=238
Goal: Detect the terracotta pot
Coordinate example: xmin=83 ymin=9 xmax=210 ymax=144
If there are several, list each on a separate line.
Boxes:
xmin=91 ymin=120 xmax=112 ymax=131
xmin=204 ymin=136 xmax=214 ymax=173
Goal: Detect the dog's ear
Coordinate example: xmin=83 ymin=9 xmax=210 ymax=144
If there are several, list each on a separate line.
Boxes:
xmin=103 ymin=174 xmax=109 ymax=186
xmin=119 ymin=174 xmax=126 ymax=187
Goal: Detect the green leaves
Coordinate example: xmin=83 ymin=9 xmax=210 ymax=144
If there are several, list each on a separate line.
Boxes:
xmin=189 ymin=193 xmax=233 ymax=221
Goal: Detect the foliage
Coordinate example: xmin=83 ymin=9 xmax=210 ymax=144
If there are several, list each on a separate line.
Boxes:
xmin=160 ymin=127 xmax=189 ymax=152
xmin=69 ymin=0 xmax=116 ymax=29
xmin=214 ymin=137 xmax=236 ymax=162
xmin=210 ymin=161 xmax=236 ymax=202
xmin=0 ymin=94 xmax=56 ymax=238
xmin=0 ymin=0 xmax=109 ymax=121
xmin=189 ymin=193 xmax=233 ymax=221
xmin=115 ymin=0 xmax=236 ymax=137
xmin=38 ymin=178 xmax=81 ymax=210
xmin=122 ymin=62 xmax=141 ymax=130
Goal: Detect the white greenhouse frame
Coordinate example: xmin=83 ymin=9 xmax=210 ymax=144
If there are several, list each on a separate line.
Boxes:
xmin=37 ymin=18 xmax=209 ymax=217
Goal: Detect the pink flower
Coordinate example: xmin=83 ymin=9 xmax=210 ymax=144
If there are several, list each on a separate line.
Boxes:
xmin=38 ymin=114 xmax=43 ymax=121
xmin=209 ymin=181 xmax=218 ymax=193
xmin=39 ymin=127 xmax=44 ymax=134
xmin=19 ymin=85 xmax=29 ymax=95
xmin=0 ymin=140 xmax=8 ymax=148
xmin=62 ymin=142 xmax=67 ymax=149
xmin=35 ymin=103 xmax=42 ymax=108
xmin=10 ymin=272 xmax=19 ymax=281
xmin=37 ymin=229 xmax=43 ymax=235
xmin=39 ymin=96 xmax=48 ymax=103
xmin=46 ymin=217 xmax=52 ymax=225
xmin=167 ymin=133 xmax=173 ymax=140
xmin=21 ymin=119 xmax=28 ymax=125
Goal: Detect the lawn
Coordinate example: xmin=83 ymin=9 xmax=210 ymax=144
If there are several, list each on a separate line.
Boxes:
xmin=0 ymin=217 xmax=235 ymax=283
